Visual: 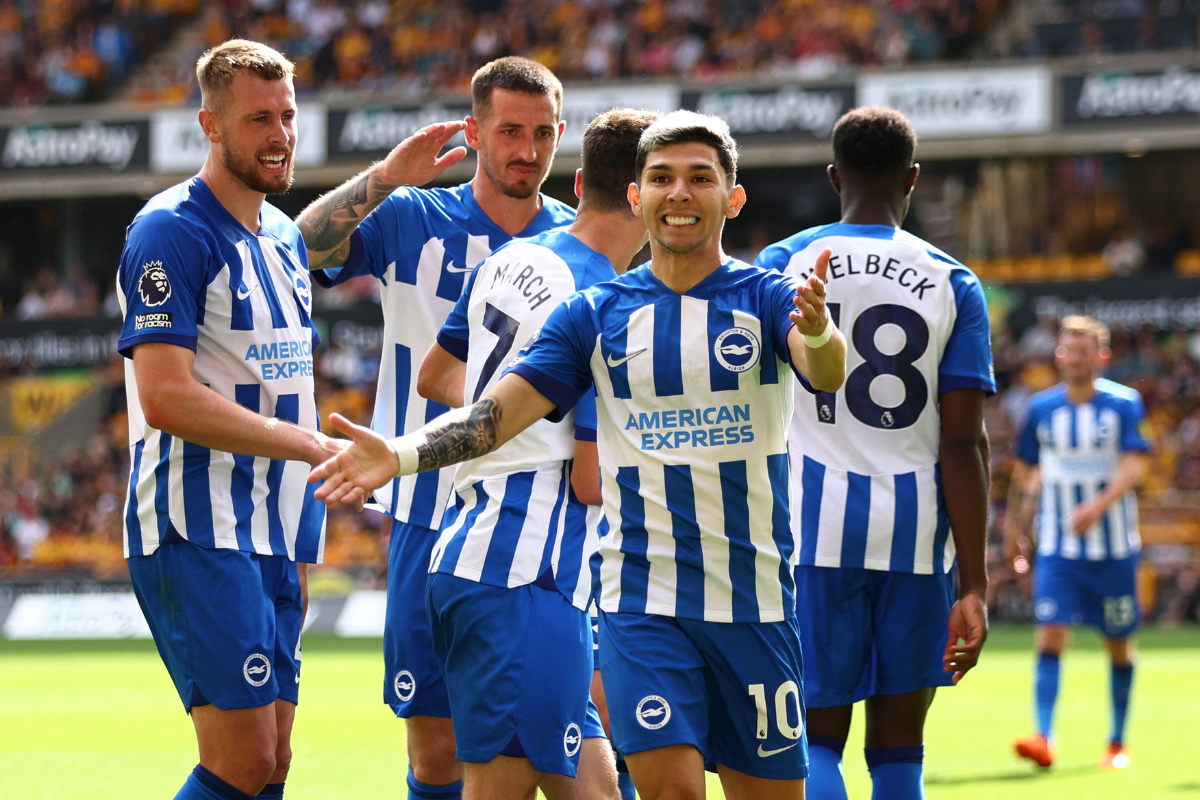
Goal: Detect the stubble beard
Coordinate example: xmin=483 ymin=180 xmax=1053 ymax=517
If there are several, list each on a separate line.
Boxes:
xmin=481 ymin=155 xmax=545 ymax=200
xmin=222 ymin=141 xmax=295 ymax=195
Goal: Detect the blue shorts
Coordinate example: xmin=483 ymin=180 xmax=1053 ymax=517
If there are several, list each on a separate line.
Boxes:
xmin=794 ymin=565 xmax=955 ymax=708
xmin=427 ymin=573 xmax=596 ymax=776
xmin=591 ymin=609 xmax=601 ymax=670
xmin=384 ymin=518 xmax=450 ymax=718
xmin=1034 ymin=555 xmax=1139 ymax=638
xmin=128 ymin=543 xmax=302 ymax=712
xmin=599 ymin=611 xmax=808 ymax=780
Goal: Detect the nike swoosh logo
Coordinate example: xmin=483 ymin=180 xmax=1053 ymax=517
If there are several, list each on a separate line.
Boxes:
xmin=758 ymin=743 xmax=800 ymax=758
xmin=237 ymin=284 xmax=258 ymax=300
xmin=444 ymin=261 xmax=473 ymax=273
xmin=606 ymin=349 xmax=646 ymax=368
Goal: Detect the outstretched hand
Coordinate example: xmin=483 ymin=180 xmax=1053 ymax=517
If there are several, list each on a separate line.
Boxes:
xmin=309 ymin=413 xmax=401 ymax=508
xmin=375 ymin=121 xmax=469 ymax=188
xmin=943 ymin=591 xmax=988 ymax=684
xmin=791 ymin=248 xmax=831 ymax=337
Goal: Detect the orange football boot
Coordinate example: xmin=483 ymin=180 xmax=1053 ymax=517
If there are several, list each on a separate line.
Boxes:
xmin=1099 ymin=742 xmax=1131 ymax=770
xmin=1013 ymin=733 xmax=1055 ymax=768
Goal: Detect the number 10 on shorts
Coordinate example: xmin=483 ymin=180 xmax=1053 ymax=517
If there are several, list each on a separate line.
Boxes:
xmin=748 ymin=682 xmax=804 ymax=740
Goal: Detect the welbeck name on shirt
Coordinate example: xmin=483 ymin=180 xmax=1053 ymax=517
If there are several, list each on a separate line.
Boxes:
xmin=625 ymin=404 xmax=755 ymax=451
xmin=795 ymin=253 xmax=936 ymax=300
xmin=134 ymin=312 xmax=172 ymax=331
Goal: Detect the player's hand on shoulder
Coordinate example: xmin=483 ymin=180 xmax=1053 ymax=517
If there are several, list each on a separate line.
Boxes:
xmin=308 ymin=413 xmax=399 ymax=509
xmin=375 ymin=121 xmax=469 ymax=188
xmin=943 ymin=591 xmax=988 ymax=684
xmin=790 ymin=247 xmax=831 ymax=337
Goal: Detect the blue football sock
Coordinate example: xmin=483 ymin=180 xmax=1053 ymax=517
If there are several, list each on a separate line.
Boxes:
xmin=174 ymin=766 xmax=256 ymax=800
xmin=807 ymin=735 xmax=849 ymax=800
xmin=865 ymin=744 xmax=925 ymax=800
xmin=256 ymin=783 xmax=284 ymax=799
xmin=406 ymin=766 xmax=463 ymax=800
xmin=615 ymin=754 xmax=636 ymax=800
xmin=1110 ymin=662 xmax=1134 ymax=745
xmin=1035 ymin=651 xmax=1061 ymax=739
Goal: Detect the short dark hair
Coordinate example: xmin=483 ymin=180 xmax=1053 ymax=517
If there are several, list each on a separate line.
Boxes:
xmin=831 ymin=106 xmax=917 ymax=175
xmin=635 ymin=111 xmax=738 ymax=184
xmin=580 ymin=109 xmax=661 ymax=214
xmin=197 ymin=39 xmax=294 ymax=117
xmin=471 ymin=56 xmax=563 ymax=120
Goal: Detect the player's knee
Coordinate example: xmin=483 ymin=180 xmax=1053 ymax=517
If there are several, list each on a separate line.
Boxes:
xmin=408 ymin=738 xmax=459 ymax=785
xmin=272 ymin=742 xmax=293 ymax=781
xmin=239 ymin=744 xmax=278 ymax=788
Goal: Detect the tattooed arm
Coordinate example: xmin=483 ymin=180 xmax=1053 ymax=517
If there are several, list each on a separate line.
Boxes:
xmin=309 ymin=372 xmax=556 ymax=507
xmin=296 ymin=121 xmax=469 ymax=271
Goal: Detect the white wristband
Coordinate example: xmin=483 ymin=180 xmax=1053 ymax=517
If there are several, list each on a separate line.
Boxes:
xmin=802 ymin=315 xmax=834 ymax=349
xmin=387 ymin=434 xmax=425 ymax=477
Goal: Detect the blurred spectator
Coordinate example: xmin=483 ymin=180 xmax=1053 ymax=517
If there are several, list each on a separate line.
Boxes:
xmin=1103 ymin=227 xmax=1147 ymax=277
xmin=11 ymin=265 xmax=99 ymax=320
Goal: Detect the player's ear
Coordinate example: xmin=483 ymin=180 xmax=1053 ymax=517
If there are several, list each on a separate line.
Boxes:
xmin=198 ymin=108 xmax=221 ymax=144
xmin=906 ymin=164 xmax=920 ymax=196
xmin=726 ymin=185 xmax=747 ymax=218
xmin=464 ymin=115 xmax=483 ymax=151
xmin=628 ymin=182 xmax=642 ymax=217
xmin=575 ymin=169 xmax=583 ymax=201
xmin=555 ymin=119 xmax=566 ymax=152
xmin=827 ymin=164 xmax=840 ymax=195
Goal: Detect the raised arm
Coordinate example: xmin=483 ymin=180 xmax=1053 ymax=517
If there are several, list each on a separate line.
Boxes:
xmin=786 ymin=248 xmax=847 ymax=392
xmin=309 ymin=372 xmax=556 ymax=506
xmin=296 ymin=121 xmax=468 ymax=271
xmin=938 ymin=388 xmax=991 ymax=683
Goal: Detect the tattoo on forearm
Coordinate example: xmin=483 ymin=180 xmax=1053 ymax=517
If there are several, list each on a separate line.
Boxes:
xmin=297 ymin=169 xmax=396 ymax=265
xmin=416 ymin=399 xmax=500 ymax=472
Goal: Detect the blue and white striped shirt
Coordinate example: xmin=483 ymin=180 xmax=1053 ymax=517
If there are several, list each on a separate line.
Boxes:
xmin=313 ymin=183 xmax=575 ymax=530
xmin=117 ymin=178 xmax=325 ymax=562
xmin=430 ymin=229 xmax=613 ymax=610
xmin=508 ymin=258 xmax=799 ymax=623
xmin=1015 ymin=380 xmax=1149 ymax=561
xmin=756 ymin=223 xmax=995 ymax=575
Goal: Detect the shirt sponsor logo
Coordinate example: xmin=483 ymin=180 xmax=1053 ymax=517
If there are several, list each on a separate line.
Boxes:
xmin=394 ymin=670 xmax=416 ymax=702
xmin=635 ymin=695 xmax=671 ymax=730
xmin=137 ymin=261 xmax=172 ymax=307
xmin=244 ymin=339 xmax=315 ymax=380
xmin=714 ymin=327 xmax=761 ymax=373
xmin=624 ymin=404 xmax=755 ymax=451
xmin=563 ymin=722 xmax=582 ymax=756
xmin=243 ymin=653 xmax=272 ymax=687
xmin=134 ymin=312 xmax=172 ymax=331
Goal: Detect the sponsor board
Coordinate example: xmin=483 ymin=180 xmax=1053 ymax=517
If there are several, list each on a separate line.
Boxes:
xmin=558 ymin=85 xmax=681 ymax=152
xmin=333 ymin=590 xmax=387 ymax=637
xmin=1062 ymin=66 xmax=1200 ymax=127
xmin=858 ymin=66 xmax=1051 ymax=138
xmin=2 ymin=593 xmax=152 ymax=639
xmin=1001 ymin=276 xmax=1200 ymax=334
xmin=150 ymin=103 xmax=327 ymax=173
xmin=0 ymin=120 xmax=149 ymax=172
xmin=683 ymin=84 xmax=854 ymax=141
xmin=328 ymin=102 xmax=472 ymax=160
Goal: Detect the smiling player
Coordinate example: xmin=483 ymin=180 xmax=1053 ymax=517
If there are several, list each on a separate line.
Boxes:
xmin=117 ymin=40 xmax=345 ymax=800
xmin=295 ymin=57 xmax=575 ymax=800
xmin=307 ymin=110 xmax=848 ymax=800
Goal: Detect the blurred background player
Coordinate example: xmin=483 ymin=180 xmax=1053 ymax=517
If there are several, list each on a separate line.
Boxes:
xmin=295 ymin=57 xmax=575 ymax=800
xmin=412 ymin=107 xmax=658 ymax=800
xmin=1006 ymin=315 xmax=1149 ymax=770
xmin=117 ymin=40 xmax=346 ymax=800
xmin=755 ymin=106 xmax=994 ymax=800
xmin=307 ymin=110 xmax=848 ymax=800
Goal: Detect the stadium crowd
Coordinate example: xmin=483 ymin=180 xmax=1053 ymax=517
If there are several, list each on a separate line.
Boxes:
xmin=1 ymin=314 xmax=1198 ymax=624
xmin=0 ymin=0 xmax=199 ymax=108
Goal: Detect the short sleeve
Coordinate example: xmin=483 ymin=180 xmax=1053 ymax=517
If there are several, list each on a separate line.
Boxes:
xmin=940 ymin=269 xmax=996 ymax=395
xmin=436 ymin=267 xmax=479 ymax=362
xmin=1014 ymin=406 xmax=1040 ymax=464
xmin=117 ymin=210 xmax=209 ymax=358
xmin=760 ymin=270 xmax=798 ymax=368
xmin=1119 ymin=394 xmax=1151 ymax=452
xmin=504 ymin=292 xmax=597 ymax=422
xmin=574 ymin=389 xmax=597 ymax=441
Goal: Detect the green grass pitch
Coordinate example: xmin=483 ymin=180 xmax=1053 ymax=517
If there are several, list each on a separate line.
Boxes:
xmin=1 ymin=626 xmax=1198 ymax=799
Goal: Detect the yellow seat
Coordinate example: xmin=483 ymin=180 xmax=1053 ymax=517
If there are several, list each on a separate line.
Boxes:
xmin=1176 ymin=249 xmax=1200 ymax=276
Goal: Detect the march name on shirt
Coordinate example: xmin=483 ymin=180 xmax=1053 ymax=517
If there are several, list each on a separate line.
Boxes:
xmin=243 ymin=338 xmax=315 ymax=380
xmin=624 ymin=404 xmax=754 ymax=451
xmin=489 ymin=257 xmax=555 ymax=311
xmin=793 ymin=251 xmax=937 ymax=301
